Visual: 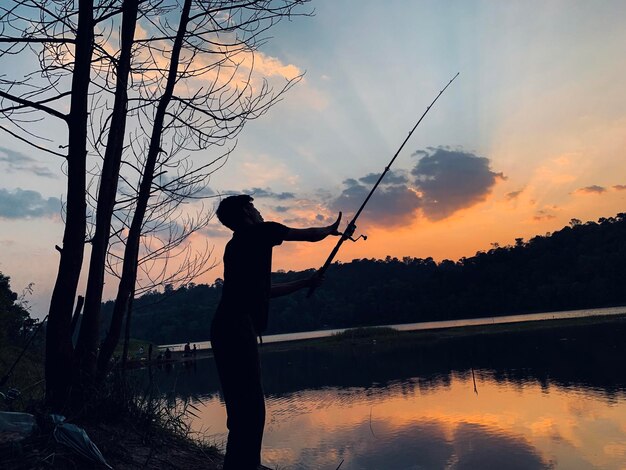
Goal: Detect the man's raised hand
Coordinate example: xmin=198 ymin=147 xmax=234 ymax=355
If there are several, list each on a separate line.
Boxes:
xmin=329 ymin=211 xmax=342 ymax=236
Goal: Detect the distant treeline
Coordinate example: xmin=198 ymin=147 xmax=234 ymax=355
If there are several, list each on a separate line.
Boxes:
xmin=101 ymin=213 xmax=626 ymax=345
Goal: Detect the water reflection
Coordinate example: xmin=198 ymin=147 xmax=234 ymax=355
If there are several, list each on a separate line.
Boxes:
xmin=186 ymin=374 xmax=626 ymax=469
xmin=142 ymin=321 xmax=626 ymax=469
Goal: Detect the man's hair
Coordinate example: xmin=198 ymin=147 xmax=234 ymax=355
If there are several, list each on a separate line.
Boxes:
xmin=216 ymin=194 xmax=253 ymax=230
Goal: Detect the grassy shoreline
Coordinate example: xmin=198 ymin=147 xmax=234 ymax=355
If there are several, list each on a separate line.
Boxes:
xmin=151 ymin=312 xmax=626 ymax=363
xmin=258 ymin=313 xmax=626 ymax=359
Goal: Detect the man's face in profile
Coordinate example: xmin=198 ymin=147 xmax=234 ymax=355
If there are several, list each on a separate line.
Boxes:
xmin=243 ymin=202 xmax=264 ymax=225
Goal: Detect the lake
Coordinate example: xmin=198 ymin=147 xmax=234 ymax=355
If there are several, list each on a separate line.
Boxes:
xmin=147 ymin=317 xmax=626 ymax=469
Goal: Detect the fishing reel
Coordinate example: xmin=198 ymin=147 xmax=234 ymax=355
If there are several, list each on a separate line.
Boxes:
xmin=341 ymin=223 xmax=367 ymax=242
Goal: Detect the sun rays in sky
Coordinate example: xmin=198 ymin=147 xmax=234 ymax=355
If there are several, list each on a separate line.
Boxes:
xmin=1 ymin=1 xmax=626 ymax=315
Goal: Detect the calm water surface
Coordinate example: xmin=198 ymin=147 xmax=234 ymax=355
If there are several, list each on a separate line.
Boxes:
xmin=150 ymin=320 xmax=626 ymax=469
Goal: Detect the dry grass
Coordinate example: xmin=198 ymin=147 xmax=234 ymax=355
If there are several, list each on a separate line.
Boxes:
xmin=0 ymin=373 xmax=225 ymax=469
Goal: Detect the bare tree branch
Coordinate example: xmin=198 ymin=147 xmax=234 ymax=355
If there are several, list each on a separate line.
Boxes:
xmin=0 ymin=124 xmax=67 ymax=158
xmin=0 ymin=37 xmax=76 ymax=43
xmin=0 ymin=90 xmax=68 ymax=120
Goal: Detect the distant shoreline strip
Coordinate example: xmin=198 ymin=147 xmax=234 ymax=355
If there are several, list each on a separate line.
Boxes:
xmin=159 ymin=305 xmax=626 ymax=352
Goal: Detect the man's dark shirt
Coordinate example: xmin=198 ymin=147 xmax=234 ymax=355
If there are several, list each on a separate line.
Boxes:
xmin=215 ymin=221 xmax=288 ymax=334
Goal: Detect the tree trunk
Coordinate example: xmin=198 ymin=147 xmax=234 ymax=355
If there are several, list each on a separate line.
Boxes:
xmin=96 ymin=0 xmax=192 ymax=379
xmin=121 ymin=285 xmax=135 ymax=375
xmin=70 ymin=295 xmax=85 ymax=338
xmin=77 ymin=0 xmax=139 ymax=385
xmin=45 ymin=0 xmax=93 ymax=411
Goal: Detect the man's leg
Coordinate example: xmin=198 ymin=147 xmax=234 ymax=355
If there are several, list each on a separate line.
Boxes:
xmin=212 ymin=323 xmax=265 ymax=469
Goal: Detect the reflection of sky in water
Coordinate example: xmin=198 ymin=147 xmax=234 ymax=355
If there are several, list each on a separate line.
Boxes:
xmin=190 ymin=374 xmax=626 ymax=469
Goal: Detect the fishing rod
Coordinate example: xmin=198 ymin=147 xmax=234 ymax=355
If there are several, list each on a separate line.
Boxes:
xmin=308 ymin=72 xmax=460 ymax=297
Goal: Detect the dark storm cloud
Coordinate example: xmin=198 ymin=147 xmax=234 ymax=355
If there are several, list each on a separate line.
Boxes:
xmin=240 ymin=187 xmax=295 ymax=200
xmin=575 ymin=185 xmax=606 ymax=194
xmin=330 ymin=178 xmax=421 ymax=227
xmin=411 ymin=148 xmax=505 ymax=220
xmin=411 ymin=149 xmax=430 ymax=158
xmin=0 ymin=146 xmax=57 ymax=178
xmin=326 ymin=148 xmax=503 ymax=227
xmin=613 ymin=184 xmax=626 ymax=191
xmin=358 ymin=170 xmax=409 ymax=186
xmin=0 ymin=188 xmax=61 ymax=219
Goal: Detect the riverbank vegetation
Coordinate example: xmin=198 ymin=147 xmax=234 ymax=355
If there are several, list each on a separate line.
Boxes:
xmin=1 ymin=375 xmax=225 ymax=469
xmin=106 ymin=213 xmax=626 ymax=345
xmin=0 ymin=273 xmax=44 ymax=404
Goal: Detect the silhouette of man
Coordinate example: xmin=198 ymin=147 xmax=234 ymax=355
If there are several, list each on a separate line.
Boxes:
xmin=210 ymin=195 xmax=340 ymax=469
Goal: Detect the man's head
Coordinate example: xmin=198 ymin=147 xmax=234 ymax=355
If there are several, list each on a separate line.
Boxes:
xmin=216 ymin=195 xmax=263 ymax=231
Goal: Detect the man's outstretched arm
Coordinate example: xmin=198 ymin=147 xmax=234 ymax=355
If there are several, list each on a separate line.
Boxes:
xmin=270 ymin=278 xmax=317 ymax=298
xmin=284 ymin=212 xmax=342 ymax=242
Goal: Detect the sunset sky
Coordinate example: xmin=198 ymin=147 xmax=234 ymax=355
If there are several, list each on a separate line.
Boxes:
xmin=1 ymin=0 xmax=626 ymax=317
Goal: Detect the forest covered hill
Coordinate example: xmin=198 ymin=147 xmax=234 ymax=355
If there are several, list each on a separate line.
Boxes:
xmin=101 ymin=213 xmax=626 ymax=345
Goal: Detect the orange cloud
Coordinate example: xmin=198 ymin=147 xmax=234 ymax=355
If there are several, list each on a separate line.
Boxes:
xmin=505 ymin=189 xmax=524 ymax=201
xmin=574 ymin=185 xmax=607 ymax=195
xmin=533 ymin=210 xmax=557 ymax=222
